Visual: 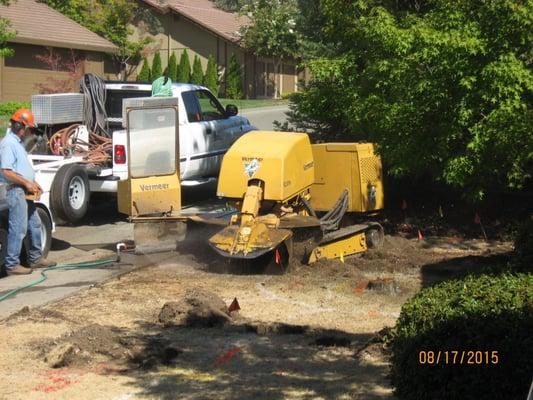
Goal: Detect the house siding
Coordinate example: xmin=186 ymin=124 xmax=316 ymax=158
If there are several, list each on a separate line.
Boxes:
xmin=132 ymin=4 xmax=300 ymax=99
xmin=0 ymin=43 xmax=108 ymax=102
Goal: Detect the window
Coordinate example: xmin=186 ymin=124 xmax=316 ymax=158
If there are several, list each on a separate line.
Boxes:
xmin=127 ymin=107 xmax=177 ymax=178
xmin=181 ymin=91 xmax=202 ymax=122
xmin=182 ymin=90 xmax=226 ymax=123
xmin=106 ymin=89 xmax=151 ymax=119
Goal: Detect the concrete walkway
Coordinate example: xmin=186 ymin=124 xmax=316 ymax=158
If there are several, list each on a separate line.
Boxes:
xmin=0 ymin=202 xmax=174 ymax=320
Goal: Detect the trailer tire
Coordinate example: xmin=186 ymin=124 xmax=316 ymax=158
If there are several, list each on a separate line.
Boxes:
xmin=0 ymin=226 xmax=7 ymax=277
xmin=51 ymin=164 xmax=90 ymax=224
xmin=20 ymin=207 xmax=52 ymax=265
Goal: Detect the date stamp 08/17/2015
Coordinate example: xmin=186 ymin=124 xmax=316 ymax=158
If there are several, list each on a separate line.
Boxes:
xmin=418 ymin=350 xmax=500 ymax=366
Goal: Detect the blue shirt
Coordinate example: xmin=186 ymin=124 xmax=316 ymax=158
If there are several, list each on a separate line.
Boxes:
xmin=0 ymin=129 xmax=35 ymax=184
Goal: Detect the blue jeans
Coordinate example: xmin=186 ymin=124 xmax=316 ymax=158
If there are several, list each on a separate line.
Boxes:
xmin=5 ymin=187 xmax=42 ymax=270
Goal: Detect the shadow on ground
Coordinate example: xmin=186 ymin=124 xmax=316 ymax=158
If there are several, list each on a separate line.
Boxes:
xmin=420 ymin=251 xmax=514 ymax=288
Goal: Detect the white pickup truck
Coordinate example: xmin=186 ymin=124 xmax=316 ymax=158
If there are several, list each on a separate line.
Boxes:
xmin=30 ymin=82 xmax=255 ymax=224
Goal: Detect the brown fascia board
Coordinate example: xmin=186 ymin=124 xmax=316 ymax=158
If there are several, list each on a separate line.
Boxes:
xmin=11 ymin=37 xmax=117 ymax=54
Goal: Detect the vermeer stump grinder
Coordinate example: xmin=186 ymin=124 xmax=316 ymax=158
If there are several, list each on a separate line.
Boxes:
xmin=117 ymin=100 xmax=384 ymax=271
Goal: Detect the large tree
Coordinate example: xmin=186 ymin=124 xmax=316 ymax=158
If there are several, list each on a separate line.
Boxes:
xmin=290 ymin=0 xmax=533 ymax=199
xmin=41 ymin=0 xmax=154 ymax=79
xmin=239 ymin=0 xmax=300 ymax=98
xmin=0 ymin=0 xmax=16 ymax=58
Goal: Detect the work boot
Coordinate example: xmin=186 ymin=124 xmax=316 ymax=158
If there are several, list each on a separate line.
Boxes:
xmin=7 ymin=265 xmax=33 ymax=275
xmin=29 ymin=258 xmax=57 ymax=269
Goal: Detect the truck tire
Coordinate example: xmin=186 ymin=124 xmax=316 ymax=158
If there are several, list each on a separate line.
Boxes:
xmin=20 ymin=207 xmax=53 ymax=265
xmin=0 ymin=227 xmax=7 ymax=277
xmin=51 ymin=164 xmax=90 ymax=224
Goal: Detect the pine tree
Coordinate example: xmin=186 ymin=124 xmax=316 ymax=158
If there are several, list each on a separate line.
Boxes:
xmin=168 ymin=52 xmax=178 ymax=81
xmin=203 ymin=54 xmax=219 ymax=95
xmin=177 ymin=49 xmax=191 ymax=83
xmin=226 ymin=54 xmax=243 ymax=99
xmin=151 ymin=52 xmax=162 ymax=81
xmin=191 ymin=55 xmax=204 ymax=85
xmin=137 ymin=58 xmax=151 ymax=82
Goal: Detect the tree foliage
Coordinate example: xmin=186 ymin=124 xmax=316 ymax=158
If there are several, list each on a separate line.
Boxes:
xmin=213 ymin=0 xmax=250 ymax=12
xmin=177 ymin=49 xmax=191 ymax=83
xmin=151 ymin=51 xmax=162 ymax=80
xmin=137 ymin=57 xmax=151 ymax=81
xmin=226 ymin=54 xmax=243 ymax=99
xmin=191 ymin=55 xmax=203 ymax=85
xmin=41 ymin=0 xmax=153 ymax=79
xmin=34 ymin=49 xmax=85 ymax=93
xmin=168 ymin=52 xmax=178 ymax=82
xmin=289 ymin=0 xmax=533 ymax=199
xmin=239 ymin=0 xmax=300 ymax=98
xmin=204 ymin=54 xmax=219 ymax=95
xmin=0 ymin=0 xmax=15 ymax=58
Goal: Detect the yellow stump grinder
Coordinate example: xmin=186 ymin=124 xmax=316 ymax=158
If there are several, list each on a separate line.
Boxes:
xmin=117 ymin=100 xmax=384 ymax=270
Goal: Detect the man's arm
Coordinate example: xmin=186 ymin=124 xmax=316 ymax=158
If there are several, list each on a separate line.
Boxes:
xmin=1 ymin=169 xmax=39 ymax=193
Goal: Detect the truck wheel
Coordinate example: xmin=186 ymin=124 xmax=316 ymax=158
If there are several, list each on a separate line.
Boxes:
xmin=20 ymin=207 xmax=53 ymax=265
xmin=0 ymin=227 xmax=7 ymax=277
xmin=51 ymin=164 xmax=90 ymax=224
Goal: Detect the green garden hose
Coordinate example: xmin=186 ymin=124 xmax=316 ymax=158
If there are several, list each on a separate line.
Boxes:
xmin=0 ymin=258 xmax=116 ymax=302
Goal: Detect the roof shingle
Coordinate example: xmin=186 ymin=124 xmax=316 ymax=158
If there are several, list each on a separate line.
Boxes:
xmin=142 ymin=0 xmax=249 ymax=43
xmin=0 ymin=0 xmax=117 ymax=53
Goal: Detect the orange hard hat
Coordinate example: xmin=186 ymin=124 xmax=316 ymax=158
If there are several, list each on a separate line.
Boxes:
xmin=11 ymin=108 xmax=36 ymax=128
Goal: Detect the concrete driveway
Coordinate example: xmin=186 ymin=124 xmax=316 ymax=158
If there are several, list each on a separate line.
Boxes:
xmin=240 ymin=105 xmax=289 ymax=130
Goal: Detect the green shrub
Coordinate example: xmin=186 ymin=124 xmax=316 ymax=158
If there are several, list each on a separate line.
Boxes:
xmin=226 ymin=54 xmax=243 ymax=99
xmin=391 ymin=273 xmax=533 ymax=400
xmin=514 ymin=217 xmax=533 ymax=270
xmin=151 ymin=52 xmax=162 ymax=81
xmin=177 ymin=49 xmax=191 ymax=83
xmin=191 ymin=55 xmax=204 ymax=85
xmin=168 ymin=52 xmax=178 ymax=82
xmin=0 ymin=101 xmax=32 ymax=116
xmin=137 ymin=58 xmax=151 ymax=82
xmin=203 ymin=54 xmax=219 ymax=95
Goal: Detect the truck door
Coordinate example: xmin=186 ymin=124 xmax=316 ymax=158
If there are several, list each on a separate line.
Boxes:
xmin=117 ymin=105 xmax=181 ymax=217
xmin=181 ymin=90 xmax=234 ymax=178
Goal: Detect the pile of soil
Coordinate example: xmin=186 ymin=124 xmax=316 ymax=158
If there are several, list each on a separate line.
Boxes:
xmin=42 ymin=324 xmax=181 ymax=370
xmin=158 ymin=288 xmax=234 ymax=327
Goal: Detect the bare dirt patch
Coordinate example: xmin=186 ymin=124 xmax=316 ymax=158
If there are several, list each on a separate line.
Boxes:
xmin=0 ymin=234 xmax=512 ymax=399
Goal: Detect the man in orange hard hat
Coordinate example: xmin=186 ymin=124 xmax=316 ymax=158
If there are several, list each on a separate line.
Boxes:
xmin=0 ymin=109 xmax=56 ymax=275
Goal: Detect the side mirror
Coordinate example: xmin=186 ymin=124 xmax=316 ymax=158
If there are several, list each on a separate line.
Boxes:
xmin=225 ymin=104 xmax=238 ymax=117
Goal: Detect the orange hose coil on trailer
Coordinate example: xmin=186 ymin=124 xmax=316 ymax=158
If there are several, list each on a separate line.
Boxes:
xmin=48 ymin=124 xmax=112 ymax=164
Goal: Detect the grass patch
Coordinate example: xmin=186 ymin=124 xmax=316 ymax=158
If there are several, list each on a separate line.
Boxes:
xmin=218 ymin=98 xmax=288 ymax=110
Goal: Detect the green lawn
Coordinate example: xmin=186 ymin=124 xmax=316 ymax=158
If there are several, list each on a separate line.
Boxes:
xmin=218 ymin=98 xmax=289 ymax=110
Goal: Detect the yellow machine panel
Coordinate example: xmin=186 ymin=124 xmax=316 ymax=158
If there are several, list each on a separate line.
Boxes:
xmin=216 ymin=131 xmax=315 ymax=202
xmin=117 ymin=176 xmax=181 ymax=217
xmin=310 ymin=143 xmax=384 ymax=212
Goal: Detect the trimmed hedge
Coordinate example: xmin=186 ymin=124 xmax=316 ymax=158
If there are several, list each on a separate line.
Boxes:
xmin=391 ymin=273 xmax=533 ymax=400
xmin=0 ymin=101 xmax=31 ymax=117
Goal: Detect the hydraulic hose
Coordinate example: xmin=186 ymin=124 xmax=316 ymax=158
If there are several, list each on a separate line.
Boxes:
xmin=0 ymin=258 xmax=115 ymax=303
